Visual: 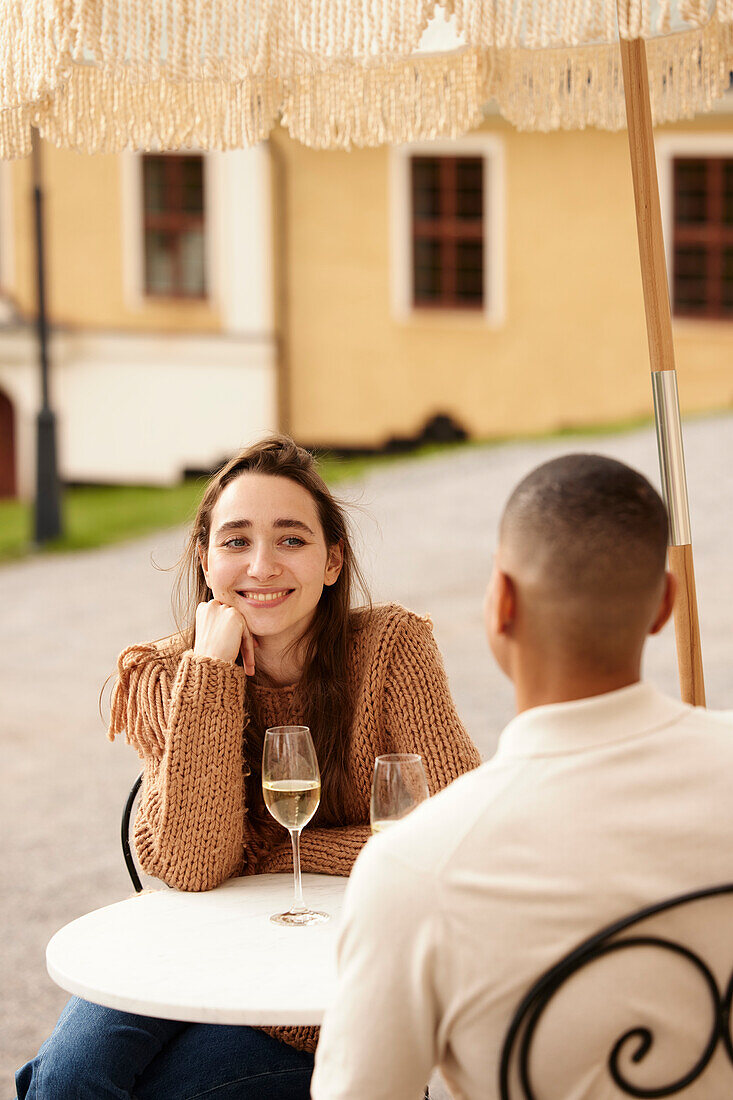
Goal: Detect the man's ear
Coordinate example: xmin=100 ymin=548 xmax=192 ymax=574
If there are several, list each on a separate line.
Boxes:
xmin=324 ymin=541 xmax=344 ymax=586
xmin=649 ymin=570 xmax=676 ymax=635
xmin=493 ymin=569 xmax=516 ymax=636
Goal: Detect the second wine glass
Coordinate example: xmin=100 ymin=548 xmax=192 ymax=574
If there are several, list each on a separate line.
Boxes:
xmin=370 ymin=753 xmax=429 ymax=835
xmin=262 ymin=725 xmax=329 ymax=926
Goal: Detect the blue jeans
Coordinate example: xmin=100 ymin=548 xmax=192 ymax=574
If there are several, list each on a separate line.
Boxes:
xmin=15 ymin=996 xmax=315 ymax=1099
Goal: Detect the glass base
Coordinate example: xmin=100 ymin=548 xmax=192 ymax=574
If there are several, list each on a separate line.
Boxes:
xmin=270 ymin=908 xmax=330 ymax=926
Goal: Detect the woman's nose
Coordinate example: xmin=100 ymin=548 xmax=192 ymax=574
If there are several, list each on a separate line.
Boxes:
xmin=247 ymin=544 xmax=280 ymax=580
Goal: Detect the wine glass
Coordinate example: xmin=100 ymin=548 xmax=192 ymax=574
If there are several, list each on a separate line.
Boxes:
xmin=370 ymin=753 xmax=430 ymax=835
xmin=262 ymin=725 xmax=329 ymax=926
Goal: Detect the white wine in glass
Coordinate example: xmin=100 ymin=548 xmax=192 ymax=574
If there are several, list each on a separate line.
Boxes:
xmin=370 ymin=753 xmax=429 ymax=835
xmin=262 ymin=725 xmax=329 ymax=926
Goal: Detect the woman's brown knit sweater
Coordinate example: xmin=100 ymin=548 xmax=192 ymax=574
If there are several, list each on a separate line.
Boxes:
xmin=109 ymin=602 xmax=480 ymax=1054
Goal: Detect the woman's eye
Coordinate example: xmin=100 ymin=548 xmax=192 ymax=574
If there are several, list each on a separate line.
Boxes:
xmin=224 ymin=537 xmax=248 ymax=549
xmin=282 ymin=536 xmax=305 ymax=548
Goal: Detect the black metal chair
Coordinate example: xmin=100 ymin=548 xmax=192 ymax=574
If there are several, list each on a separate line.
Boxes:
xmin=121 ymin=771 xmax=144 ymax=893
xmin=500 ymin=883 xmax=733 ymax=1099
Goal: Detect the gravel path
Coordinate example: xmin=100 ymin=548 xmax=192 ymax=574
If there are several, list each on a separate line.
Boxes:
xmin=3 ymin=414 xmax=733 ymax=1093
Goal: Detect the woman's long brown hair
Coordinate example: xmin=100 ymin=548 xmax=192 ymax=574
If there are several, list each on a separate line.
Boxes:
xmin=173 ymin=435 xmax=370 ymax=843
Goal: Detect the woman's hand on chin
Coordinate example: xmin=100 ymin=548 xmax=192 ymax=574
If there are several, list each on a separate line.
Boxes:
xmin=193 ymin=600 xmax=257 ymax=674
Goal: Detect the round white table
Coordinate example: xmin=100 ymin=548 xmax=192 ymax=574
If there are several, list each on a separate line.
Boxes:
xmin=46 ymin=873 xmax=348 ymax=1026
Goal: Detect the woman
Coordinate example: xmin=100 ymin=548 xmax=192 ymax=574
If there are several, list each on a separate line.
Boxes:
xmin=16 ymin=435 xmax=481 ymax=1100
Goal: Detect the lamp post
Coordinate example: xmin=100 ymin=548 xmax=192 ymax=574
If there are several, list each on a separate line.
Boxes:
xmin=31 ymin=127 xmax=62 ymax=543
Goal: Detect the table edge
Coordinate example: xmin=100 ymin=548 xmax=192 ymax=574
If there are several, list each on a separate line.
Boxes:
xmin=45 ymin=872 xmax=348 ymax=1026
xmin=46 ymin=952 xmax=326 ymax=1026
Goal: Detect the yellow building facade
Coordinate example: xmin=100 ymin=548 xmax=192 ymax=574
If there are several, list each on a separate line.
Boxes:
xmin=1 ymin=110 xmax=733 ymax=494
xmin=273 ymin=112 xmax=733 ymax=447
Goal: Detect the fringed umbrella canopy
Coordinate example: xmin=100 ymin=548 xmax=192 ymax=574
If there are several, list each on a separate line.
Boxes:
xmin=2 ymin=1 xmax=733 ymax=156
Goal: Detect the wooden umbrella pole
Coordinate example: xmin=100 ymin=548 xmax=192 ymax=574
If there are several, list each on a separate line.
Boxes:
xmin=617 ymin=33 xmax=705 ymax=706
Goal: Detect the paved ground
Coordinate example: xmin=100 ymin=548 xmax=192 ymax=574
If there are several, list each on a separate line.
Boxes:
xmin=3 ymin=414 xmax=733 ymax=1095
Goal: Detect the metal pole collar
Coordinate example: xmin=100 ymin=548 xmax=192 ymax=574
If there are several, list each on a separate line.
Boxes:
xmin=651 ymin=370 xmax=692 ymax=547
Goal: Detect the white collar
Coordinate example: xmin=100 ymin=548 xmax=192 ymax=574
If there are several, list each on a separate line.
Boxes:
xmin=495 ymin=682 xmax=689 ymax=759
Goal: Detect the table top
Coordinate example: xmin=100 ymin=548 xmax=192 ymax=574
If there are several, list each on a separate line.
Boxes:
xmin=46 ymin=873 xmax=349 ymax=1026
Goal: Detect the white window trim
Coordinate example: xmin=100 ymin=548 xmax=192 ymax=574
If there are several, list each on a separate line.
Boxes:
xmin=120 ymin=150 xmax=220 ymax=310
xmin=655 ymin=132 xmax=733 ymax=309
xmin=389 ymin=135 xmax=506 ymax=326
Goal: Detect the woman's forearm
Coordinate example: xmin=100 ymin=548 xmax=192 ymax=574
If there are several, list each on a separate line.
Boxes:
xmin=255 ymin=824 xmax=372 ymax=878
xmin=116 ymin=649 xmax=249 ymax=891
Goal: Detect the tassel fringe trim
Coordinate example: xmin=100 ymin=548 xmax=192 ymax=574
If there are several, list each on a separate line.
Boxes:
xmin=2 ymin=3 xmax=733 ymax=154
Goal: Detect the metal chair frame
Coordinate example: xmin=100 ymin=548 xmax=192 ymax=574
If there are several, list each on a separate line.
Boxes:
xmin=121 ymin=771 xmax=144 ymax=894
xmin=500 ymin=883 xmax=733 ymax=1099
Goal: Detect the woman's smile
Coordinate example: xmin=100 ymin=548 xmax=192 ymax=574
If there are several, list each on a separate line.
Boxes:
xmin=238 ymin=588 xmax=294 ymax=608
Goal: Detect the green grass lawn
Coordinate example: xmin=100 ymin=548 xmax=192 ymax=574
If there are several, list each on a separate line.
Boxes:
xmin=0 ymin=480 xmax=209 ymax=563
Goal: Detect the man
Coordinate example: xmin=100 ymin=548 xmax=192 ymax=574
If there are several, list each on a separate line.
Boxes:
xmin=311 ymin=454 xmax=733 ymax=1100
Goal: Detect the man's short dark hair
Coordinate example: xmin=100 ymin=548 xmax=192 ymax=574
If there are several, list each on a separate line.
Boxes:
xmin=501 ymin=454 xmax=669 ymax=603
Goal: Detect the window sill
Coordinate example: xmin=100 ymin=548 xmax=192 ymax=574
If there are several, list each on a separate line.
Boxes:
xmin=672 ymin=315 xmax=733 ymax=337
xmin=142 ymin=294 xmax=210 ymax=304
xmin=394 ymin=305 xmax=505 ymax=329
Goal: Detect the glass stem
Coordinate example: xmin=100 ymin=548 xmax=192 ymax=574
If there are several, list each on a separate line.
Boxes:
xmin=290 ymin=828 xmax=306 ymax=912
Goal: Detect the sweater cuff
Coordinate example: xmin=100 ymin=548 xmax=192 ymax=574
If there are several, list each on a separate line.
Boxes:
xmin=178 ymin=650 xmax=246 ymax=714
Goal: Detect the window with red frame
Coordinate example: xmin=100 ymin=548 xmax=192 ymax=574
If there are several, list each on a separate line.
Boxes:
xmin=411 ymin=156 xmax=484 ymax=310
xmin=673 ymin=157 xmax=733 ymax=319
xmin=142 ymin=155 xmax=206 ymax=298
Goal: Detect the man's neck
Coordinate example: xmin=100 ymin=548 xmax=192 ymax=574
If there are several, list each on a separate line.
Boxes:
xmin=513 ymin=662 xmax=642 ymax=714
